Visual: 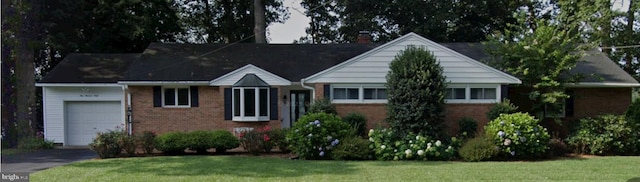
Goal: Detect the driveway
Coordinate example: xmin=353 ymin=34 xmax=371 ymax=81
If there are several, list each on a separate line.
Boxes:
xmin=1 ymin=148 xmax=97 ymax=173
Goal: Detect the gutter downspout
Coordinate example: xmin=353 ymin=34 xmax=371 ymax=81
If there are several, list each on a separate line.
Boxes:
xmin=300 ymin=79 xmax=315 ymax=101
xmin=124 ymin=85 xmax=133 ymax=135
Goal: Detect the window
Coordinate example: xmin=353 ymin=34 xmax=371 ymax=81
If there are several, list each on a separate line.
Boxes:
xmin=163 ymin=87 xmax=190 ymax=107
xmin=470 ymin=88 xmax=496 ymax=100
xmin=444 ymin=85 xmax=501 ymax=103
xmin=333 ymin=88 xmax=359 ymax=100
xmin=445 ymin=88 xmax=466 ymax=100
xmin=331 ymin=84 xmax=387 ymax=103
xmin=364 ymin=88 xmax=387 ymax=100
xmin=233 ymin=87 xmax=269 ymax=121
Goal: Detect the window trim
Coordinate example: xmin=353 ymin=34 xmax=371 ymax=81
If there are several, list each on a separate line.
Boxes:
xmin=162 ymin=86 xmax=191 ymax=108
xmin=331 ymin=84 xmax=387 ymax=104
xmin=445 ymin=84 xmax=501 ymax=104
xmin=232 ymin=87 xmax=270 ymax=121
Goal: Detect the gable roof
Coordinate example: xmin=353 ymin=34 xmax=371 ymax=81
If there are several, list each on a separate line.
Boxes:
xmin=304 ymin=33 xmax=522 ymax=84
xmin=441 ymin=43 xmax=640 ymax=87
xmin=210 ymin=64 xmax=291 ymax=86
xmin=121 ymin=43 xmax=378 ymax=82
xmin=39 ymin=53 xmax=138 ymax=83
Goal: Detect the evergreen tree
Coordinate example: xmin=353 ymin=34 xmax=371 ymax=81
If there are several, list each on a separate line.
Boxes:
xmin=386 ymin=46 xmax=447 ymax=138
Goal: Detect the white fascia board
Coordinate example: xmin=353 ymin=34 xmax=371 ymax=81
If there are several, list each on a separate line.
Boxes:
xmin=565 ymin=82 xmax=640 ymax=88
xmin=35 ymin=83 xmax=123 ymax=87
xmin=117 ymin=81 xmax=211 ymax=86
xmin=209 ymin=64 xmax=291 ymax=86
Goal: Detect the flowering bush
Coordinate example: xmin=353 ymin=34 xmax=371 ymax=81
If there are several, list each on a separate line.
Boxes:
xmin=239 ymin=125 xmax=274 ymax=155
xmin=368 ymin=128 xmax=458 ymax=161
xmin=485 ymin=113 xmax=550 ymax=159
xmin=269 ymin=128 xmax=291 ymax=153
xmin=89 ymin=128 xmax=128 ymax=158
xmin=287 ymin=113 xmax=351 ymax=160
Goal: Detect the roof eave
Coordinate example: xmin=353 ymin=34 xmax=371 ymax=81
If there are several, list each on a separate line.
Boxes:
xmin=565 ymin=82 xmax=640 ymax=88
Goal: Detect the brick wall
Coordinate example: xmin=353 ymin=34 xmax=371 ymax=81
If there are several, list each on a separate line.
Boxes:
xmin=128 ymin=86 xmax=280 ymax=136
xmin=334 ymin=103 xmax=493 ymax=135
xmin=572 ymin=87 xmax=631 ymax=118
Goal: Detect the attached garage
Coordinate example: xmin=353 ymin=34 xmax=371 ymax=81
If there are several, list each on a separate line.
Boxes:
xmin=38 ymin=85 xmax=126 ymax=146
xmin=36 ymin=53 xmax=136 ymax=146
xmin=65 ymin=101 xmax=122 ymax=146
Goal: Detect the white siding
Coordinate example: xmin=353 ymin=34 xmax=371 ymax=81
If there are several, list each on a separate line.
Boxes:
xmin=210 ymin=64 xmax=291 ymax=86
xmin=305 ymin=33 xmax=521 ymax=84
xmin=42 ymin=86 xmax=125 ymax=145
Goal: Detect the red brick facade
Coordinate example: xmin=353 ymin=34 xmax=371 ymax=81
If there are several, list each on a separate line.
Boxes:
xmin=128 ymin=86 xmax=279 ymax=136
xmin=335 ymin=103 xmax=492 ymax=135
xmin=571 ymin=87 xmax=631 ymax=119
xmin=129 ymin=85 xmax=632 ymax=137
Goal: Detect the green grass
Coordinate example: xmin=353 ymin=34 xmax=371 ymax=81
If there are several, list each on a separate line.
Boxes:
xmin=31 ymin=156 xmax=640 ymax=182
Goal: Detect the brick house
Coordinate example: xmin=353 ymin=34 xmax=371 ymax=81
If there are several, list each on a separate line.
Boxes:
xmin=37 ymin=33 xmax=639 ymax=146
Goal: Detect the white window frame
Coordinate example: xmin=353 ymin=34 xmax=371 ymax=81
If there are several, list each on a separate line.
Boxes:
xmin=232 ymin=87 xmax=270 ymax=121
xmin=162 ymin=86 xmax=191 ymax=108
xmin=331 ymin=84 xmax=387 ymax=104
xmin=445 ymin=84 xmax=501 ymax=104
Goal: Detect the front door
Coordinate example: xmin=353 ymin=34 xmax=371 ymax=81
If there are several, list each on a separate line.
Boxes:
xmin=290 ymin=90 xmax=311 ymax=127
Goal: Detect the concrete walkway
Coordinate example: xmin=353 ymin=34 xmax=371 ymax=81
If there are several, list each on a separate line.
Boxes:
xmin=1 ymin=148 xmax=97 ymax=173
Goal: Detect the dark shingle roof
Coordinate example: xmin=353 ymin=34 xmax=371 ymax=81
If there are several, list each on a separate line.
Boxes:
xmin=441 ymin=43 xmax=639 ymax=85
xmin=39 ymin=53 xmax=138 ymax=83
xmin=122 ymin=43 xmax=378 ymax=81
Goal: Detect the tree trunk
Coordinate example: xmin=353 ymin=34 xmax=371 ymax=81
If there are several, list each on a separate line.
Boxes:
xmin=623 ymin=0 xmax=635 ymax=74
xmin=1 ymin=0 xmax=18 ymax=147
xmin=254 ymin=0 xmax=266 ymax=43
xmin=15 ymin=0 xmax=39 ymax=139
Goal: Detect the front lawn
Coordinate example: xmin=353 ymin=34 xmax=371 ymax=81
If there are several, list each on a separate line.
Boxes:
xmin=31 ymin=156 xmax=640 ymax=181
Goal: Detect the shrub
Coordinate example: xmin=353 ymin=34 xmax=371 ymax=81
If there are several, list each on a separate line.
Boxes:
xmin=185 ymin=130 xmax=217 ymax=153
xmin=331 ymin=136 xmax=372 ymax=160
xmin=485 ymin=113 xmax=550 ymax=159
xmin=210 ymin=130 xmax=240 ymax=153
xmin=547 ymin=137 xmax=568 ymax=157
xmin=486 ymin=99 xmax=518 ymax=121
xmin=138 ymin=131 xmax=156 ymax=154
xmin=269 ymin=128 xmax=291 ymax=153
xmin=155 ymin=132 xmax=188 ymax=154
xmin=566 ymin=115 xmax=639 ymax=155
xmin=368 ymin=128 xmax=458 ymax=161
xmin=458 ymin=135 xmax=498 ymax=162
xmin=457 ymin=117 xmax=478 ymax=139
xmin=386 ymin=46 xmax=446 ymax=138
xmin=89 ymin=129 xmax=127 ymax=158
xmin=120 ymin=135 xmax=137 ymax=156
xmin=342 ymin=112 xmax=368 ymax=137
xmin=287 ymin=113 xmax=351 ymax=159
xmin=17 ymin=131 xmax=54 ymax=150
xmin=239 ymin=125 xmax=273 ymax=155
xmin=626 ymin=98 xmax=640 ymax=126
xmin=308 ymin=98 xmax=337 ymax=115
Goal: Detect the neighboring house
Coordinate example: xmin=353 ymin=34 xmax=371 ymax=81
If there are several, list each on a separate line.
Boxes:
xmin=37 ymin=33 xmax=638 ymax=146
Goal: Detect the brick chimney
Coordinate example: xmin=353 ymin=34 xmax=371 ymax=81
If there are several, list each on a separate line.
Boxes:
xmin=356 ymin=31 xmax=371 ymax=43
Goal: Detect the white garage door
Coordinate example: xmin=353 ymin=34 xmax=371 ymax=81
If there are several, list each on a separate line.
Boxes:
xmin=66 ymin=101 xmax=122 ymax=146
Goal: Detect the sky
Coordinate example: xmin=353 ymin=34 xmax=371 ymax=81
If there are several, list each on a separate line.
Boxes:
xmin=268 ymin=0 xmax=310 ymax=43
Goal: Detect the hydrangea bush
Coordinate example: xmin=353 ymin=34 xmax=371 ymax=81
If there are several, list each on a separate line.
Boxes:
xmin=368 ymin=128 xmax=458 ymax=161
xmin=286 ymin=113 xmax=351 ymax=160
xmin=485 ymin=113 xmax=550 ymax=158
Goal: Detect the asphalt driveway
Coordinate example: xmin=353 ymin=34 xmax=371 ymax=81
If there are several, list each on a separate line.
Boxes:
xmin=1 ymin=148 xmax=97 ymax=173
